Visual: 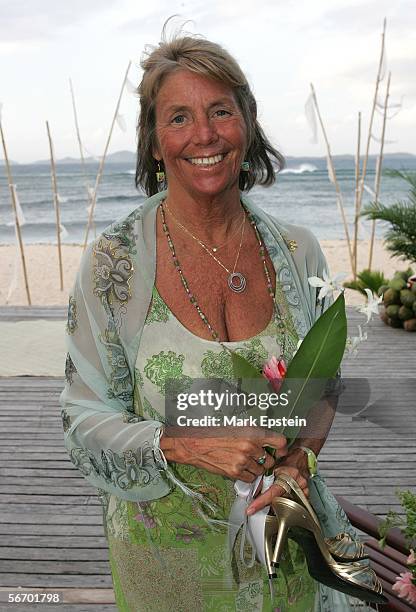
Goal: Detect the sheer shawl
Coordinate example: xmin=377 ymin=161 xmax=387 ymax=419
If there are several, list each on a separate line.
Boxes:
xmin=60 ymin=189 xmax=332 ymax=501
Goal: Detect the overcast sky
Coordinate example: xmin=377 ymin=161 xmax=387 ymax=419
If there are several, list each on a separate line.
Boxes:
xmin=1 ymin=0 xmax=415 ymax=163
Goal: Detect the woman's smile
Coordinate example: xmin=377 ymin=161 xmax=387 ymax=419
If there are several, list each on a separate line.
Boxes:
xmin=185 ymin=152 xmax=227 ymax=167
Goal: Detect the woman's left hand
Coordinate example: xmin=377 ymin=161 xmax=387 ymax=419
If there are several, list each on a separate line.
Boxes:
xmin=246 ymin=448 xmax=310 ymax=515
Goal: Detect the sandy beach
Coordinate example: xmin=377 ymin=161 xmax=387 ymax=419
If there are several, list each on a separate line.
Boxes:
xmin=0 ymin=240 xmax=413 ymax=307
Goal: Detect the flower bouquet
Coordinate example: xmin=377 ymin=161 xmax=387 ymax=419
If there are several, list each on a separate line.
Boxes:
xmin=227 ymin=272 xmax=382 ymax=584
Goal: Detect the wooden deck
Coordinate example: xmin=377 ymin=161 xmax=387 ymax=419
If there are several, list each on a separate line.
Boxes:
xmin=0 ymin=305 xmax=415 ymax=607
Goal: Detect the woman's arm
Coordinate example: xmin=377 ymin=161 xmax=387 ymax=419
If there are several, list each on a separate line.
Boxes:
xmin=159 ymin=427 xmax=288 ymax=482
xmin=60 ymin=241 xmax=171 ymax=502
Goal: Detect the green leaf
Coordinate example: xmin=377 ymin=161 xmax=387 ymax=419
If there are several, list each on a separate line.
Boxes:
xmin=278 ymin=292 xmax=347 ymax=441
xmin=230 ymin=350 xmax=262 ymax=380
xmin=228 ymin=293 xmax=347 ymax=447
xmin=285 ymin=292 xmax=346 ymax=379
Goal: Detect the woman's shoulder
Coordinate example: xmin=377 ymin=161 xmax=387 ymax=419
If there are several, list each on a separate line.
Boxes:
xmin=76 ymin=202 xmax=146 ymax=285
xmin=242 ymin=194 xmax=323 ymax=263
xmin=88 ymin=190 xmax=164 ymax=254
xmin=271 ymin=216 xmax=321 ymax=257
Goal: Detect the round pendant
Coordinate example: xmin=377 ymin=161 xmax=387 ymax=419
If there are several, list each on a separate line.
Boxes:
xmin=228 ymin=272 xmax=247 ymax=293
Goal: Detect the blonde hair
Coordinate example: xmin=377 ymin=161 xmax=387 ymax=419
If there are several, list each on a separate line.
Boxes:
xmin=135 ymin=25 xmax=285 ymax=195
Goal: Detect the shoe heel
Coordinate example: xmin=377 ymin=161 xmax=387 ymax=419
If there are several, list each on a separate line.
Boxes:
xmin=271 ymin=516 xmax=289 ymax=567
xmin=264 ymin=516 xmax=278 ymax=578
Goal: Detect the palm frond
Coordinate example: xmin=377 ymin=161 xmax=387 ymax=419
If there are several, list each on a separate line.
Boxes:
xmin=360 ymin=169 xmax=416 ymax=264
xmin=343 ymin=269 xmax=388 ymax=295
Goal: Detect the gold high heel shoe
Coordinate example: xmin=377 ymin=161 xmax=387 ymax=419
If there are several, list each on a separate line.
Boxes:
xmin=270 ymin=497 xmax=387 ymax=604
xmin=274 ymin=473 xmax=368 ymax=562
xmin=264 ymin=515 xmax=278 ymax=579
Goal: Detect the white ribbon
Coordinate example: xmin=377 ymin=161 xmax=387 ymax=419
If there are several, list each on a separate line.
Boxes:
xmin=304 ymin=92 xmax=318 ymax=144
xmin=11 ymin=184 xmax=26 ymax=225
xmin=116 ymin=113 xmax=127 ymax=133
xmin=228 ymin=473 xmax=275 ymax=569
xmin=125 ymin=77 xmax=137 ymax=94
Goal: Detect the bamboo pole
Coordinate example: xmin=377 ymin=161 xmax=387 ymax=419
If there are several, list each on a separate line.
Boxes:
xmin=356 ymin=18 xmax=387 ymax=232
xmin=352 ymin=112 xmax=362 ymax=279
xmin=310 ymin=83 xmax=354 ymax=274
xmin=83 ymin=60 xmax=132 ymax=250
xmin=368 ymin=71 xmax=391 ymax=270
xmin=46 ymin=121 xmax=64 ymax=291
xmin=69 ymin=78 xmax=95 ymax=238
xmin=0 ymin=120 xmax=31 ymax=304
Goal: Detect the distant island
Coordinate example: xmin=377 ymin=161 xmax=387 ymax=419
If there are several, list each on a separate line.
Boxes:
xmin=2 ymin=150 xmax=415 ymax=166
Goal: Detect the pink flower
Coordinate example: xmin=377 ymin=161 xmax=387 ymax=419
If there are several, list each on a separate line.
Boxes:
xmin=407 ymin=549 xmax=416 ymax=566
xmin=392 ymin=572 xmax=416 ymax=604
xmin=263 ymin=356 xmax=287 ymax=392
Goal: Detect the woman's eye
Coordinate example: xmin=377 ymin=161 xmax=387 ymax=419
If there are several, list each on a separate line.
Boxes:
xmin=171 ymin=115 xmax=186 ymax=125
xmin=214 ymin=109 xmax=231 ymax=117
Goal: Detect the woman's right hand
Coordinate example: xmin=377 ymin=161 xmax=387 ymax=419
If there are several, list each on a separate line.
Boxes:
xmin=159 ymin=427 xmax=287 ymax=482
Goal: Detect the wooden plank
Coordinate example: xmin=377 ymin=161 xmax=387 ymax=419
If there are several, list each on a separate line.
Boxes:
xmin=0 ymin=469 xmax=82 ymax=478
xmin=0 ymin=524 xmax=104 ymax=536
xmin=0 ymin=513 xmax=102 ymax=525
xmin=0 ymin=561 xmax=110 ymax=574
xmin=0 ymin=548 xmax=110 ymax=561
xmin=0 ymin=536 xmax=107 ymax=548
xmin=0 ymin=575 xmax=113 ymax=587
xmin=1 ymin=462 xmax=76 ymax=470
xmin=0 ymin=495 xmax=100 ymax=505
xmin=0 ymin=486 xmax=94 ymax=496
xmin=0 ymin=504 xmax=102 ymax=516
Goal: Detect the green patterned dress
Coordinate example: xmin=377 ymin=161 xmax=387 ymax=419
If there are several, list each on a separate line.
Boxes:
xmin=99 ymin=284 xmax=319 ymax=612
xmin=61 ymin=192 xmax=372 ymax=611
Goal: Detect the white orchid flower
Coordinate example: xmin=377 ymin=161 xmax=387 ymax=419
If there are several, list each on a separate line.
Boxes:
xmin=357 ymin=288 xmax=383 ymax=323
xmin=308 ymin=270 xmax=347 ymax=301
xmin=345 ymin=325 xmax=368 ymax=356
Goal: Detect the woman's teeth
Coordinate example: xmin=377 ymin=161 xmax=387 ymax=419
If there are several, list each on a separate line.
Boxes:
xmin=188 ymin=154 xmax=224 ymax=166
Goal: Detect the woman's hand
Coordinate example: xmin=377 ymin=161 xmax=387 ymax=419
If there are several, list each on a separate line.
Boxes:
xmin=246 ymin=447 xmax=310 ymax=515
xmin=159 ymin=427 xmax=287 ymax=482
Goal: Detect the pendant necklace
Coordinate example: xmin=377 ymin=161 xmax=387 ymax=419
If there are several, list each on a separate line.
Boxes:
xmin=164 ymin=201 xmax=247 ymax=293
xmin=159 ymin=200 xmax=287 ymax=356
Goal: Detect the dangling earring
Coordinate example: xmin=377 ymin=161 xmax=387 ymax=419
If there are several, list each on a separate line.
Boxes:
xmin=156 ymin=160 xmax=165 ymax=184
xmin=241 ymin=160 xmax=250 ymax=171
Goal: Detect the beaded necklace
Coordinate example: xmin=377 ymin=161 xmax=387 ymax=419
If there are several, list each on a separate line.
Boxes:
xmin=159 ymin=200 xmax=287 ymax=358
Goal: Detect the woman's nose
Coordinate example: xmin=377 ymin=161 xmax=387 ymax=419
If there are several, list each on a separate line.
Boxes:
xmin=192 ymin=116 xmax=218 ymax=145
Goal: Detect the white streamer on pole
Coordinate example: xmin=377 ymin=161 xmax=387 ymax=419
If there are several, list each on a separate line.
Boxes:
xmin=83 ymin=60 xmax=132 ymax=250
xmin=60 ymin=224 xmax=68 ymax=238
xmin=116 ymin=113 xmax=127 ymax=133
xmin=304 ymin=92 xmax=318 ymax=144
xmin=81 ymin=143 xmax=100 ymax=161
xmin=6 ymin=225 xmax=19 ymax=303
xmin=363 ymin=184 xmax=376 ymax=198
xmin=0 ymin=103 xmax=31 ymax=303
xmin=379 ymin=48 xmax=387 ymax=81
xmin=11 ymin=184 xmax=26 ymax=225
xmin=370 ymin=132 xmax=397 ymax=144
xmin=326 ymin=154 xmax=336 ymax=184
xmin=125 ymin=77 xmax=137 ymax=94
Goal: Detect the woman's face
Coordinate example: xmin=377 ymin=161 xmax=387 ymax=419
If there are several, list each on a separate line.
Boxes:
xmin=153 ymin=69 xmax=248 ymax=199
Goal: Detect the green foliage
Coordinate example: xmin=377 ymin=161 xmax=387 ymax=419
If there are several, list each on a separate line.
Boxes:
xmin=361 ymin=169 xmax=416 ymax=264
xmin=379 ymin=489 xmax=416 ymax=549
xmin=343 ymin=269 xmax=389 ymax=295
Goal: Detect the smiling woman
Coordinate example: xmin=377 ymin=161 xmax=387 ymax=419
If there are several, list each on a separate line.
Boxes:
xmin=60 ymin=24 xmax=383 ymax=612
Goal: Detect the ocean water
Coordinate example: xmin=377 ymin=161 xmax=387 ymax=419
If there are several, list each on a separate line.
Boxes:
xmin=0 ymin=155 xmax=415 ymax=244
